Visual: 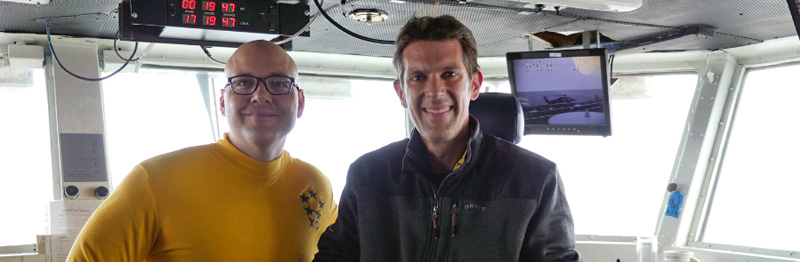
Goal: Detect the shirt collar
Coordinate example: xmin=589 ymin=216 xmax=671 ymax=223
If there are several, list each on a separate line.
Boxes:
xmin=402 ymin=115 xmax=484 ymax=175
xmin=212 ymin=132 xmax=288 ymax=184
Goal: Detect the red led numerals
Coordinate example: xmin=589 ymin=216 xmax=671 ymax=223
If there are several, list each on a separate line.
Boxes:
xmin=222 ymin=2 xmax=236 ymax=12
xmin=203 ymin=15 xmax=217 ymax=26
xmin=203 ymin=1 xmax=216 ymax=11
xmin=181 ymin=0 xmax=196 ymax=9
xmin=222 ymin=17 xmax=236 ymax=27
xmin=182 ymin=14 xmax=197 ymax=24
xmin=181 ymin=0 xmax=237 ymax=27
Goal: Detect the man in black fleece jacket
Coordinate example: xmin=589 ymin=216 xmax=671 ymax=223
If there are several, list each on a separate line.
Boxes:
xmin=314 ymin=15 xmax=582 ymax=262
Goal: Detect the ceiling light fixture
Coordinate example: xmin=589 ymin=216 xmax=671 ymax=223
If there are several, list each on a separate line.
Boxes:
xmin=347 ymin=9 xmax=389 ymax=25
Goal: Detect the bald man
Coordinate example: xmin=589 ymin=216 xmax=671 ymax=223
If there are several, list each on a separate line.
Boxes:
xmin=68 ymin=40 xmax=338 ymax=262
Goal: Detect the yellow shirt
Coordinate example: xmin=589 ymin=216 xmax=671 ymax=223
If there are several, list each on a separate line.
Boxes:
xmin=67 ymin=135 xmax=338 ymax=262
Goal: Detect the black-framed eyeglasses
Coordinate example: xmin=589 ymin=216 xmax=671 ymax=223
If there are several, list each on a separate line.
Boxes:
xmin=226 ymin=75 xmax=299 ymax=95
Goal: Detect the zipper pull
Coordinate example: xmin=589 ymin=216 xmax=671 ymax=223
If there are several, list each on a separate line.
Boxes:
xmin=432 ymin=203 xmax=439 ymax=241
xmin=451 ymin=202 xmax=458 ymax=238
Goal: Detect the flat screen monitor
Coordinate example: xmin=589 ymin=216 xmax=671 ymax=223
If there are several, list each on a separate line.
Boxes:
xmin=788 ymin=0 xmax=800 ymax=41
xmin=506 ymin=48 xmax=612 ymax=136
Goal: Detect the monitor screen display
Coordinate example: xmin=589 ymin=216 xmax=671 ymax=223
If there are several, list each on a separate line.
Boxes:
xmin=506 ymin=48 xmax=611 ymax=136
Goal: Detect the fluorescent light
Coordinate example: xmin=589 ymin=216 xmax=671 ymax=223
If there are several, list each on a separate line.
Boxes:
xmin=0 ymin=0 xmax=50 ymax=5
xmin=518 ymin=0 xmax=642 ymax=12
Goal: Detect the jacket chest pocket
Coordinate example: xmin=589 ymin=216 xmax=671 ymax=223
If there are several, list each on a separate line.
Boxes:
xmin=442 ymin=198 xmax=538 ymax=262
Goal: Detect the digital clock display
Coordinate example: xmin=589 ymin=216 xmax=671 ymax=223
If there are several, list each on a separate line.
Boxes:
xmin=178 ymin=0 xmax=238 ymax=27
xmin=182 ymin=14 xmax=197 ymax=24
xmin=181 ymin=0 xmax=196 ymax=9
xmin=181 ymin=0 xmax=236 ymax=12
xmin=222 ymin=17 xmax=236 ymax=27
xmin=167 ymin=0 xmax=295 ymax=34
xmin=221 ymin=2 xmax=235 ymax=12
xmin=203 ymin=1 xmax=216 ymax=11
xmin=203 ymin=15 xmax=217 ymax=26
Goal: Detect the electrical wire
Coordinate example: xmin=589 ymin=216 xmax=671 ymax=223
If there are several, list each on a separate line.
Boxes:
xmin=114 ymin=31 xmax=147 ymax=62
xmin=46 ymin=20 xmax=137 ymax=82
xmin=32 ymin=12 xmax=110 ymax=22
xmin=201 ymin=45 xmax=227 ymax=65
xmin=312 ymin=0 xmax=394 ymax=44
xmin=199 ymin=0 xmax=325 ymax=65
xmin=272 ymin=0 xmax=326 ymax=45
xmin=273 ymin=5 xmax=321 ymax=45
xmin=608 ymin=54 xmax=615 ymax=87
xmin=608 ymin=54 xmax=615 ymax=77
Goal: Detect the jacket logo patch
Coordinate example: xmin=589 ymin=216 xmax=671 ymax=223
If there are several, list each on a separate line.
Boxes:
xmin=463 ymin=203 xmax=488 ymax=211
xmin=300 ymin=189 xmax=324 ymax=230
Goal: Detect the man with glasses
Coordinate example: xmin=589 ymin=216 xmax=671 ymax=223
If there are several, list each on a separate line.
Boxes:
xmin=68 ymin=40 xmax=337 ymax=262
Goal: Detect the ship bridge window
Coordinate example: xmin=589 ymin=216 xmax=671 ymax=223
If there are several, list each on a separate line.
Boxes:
xmin=517 ymin=73 xmax=698 ymax=236
xmin=0 ymin=69 xmax=52 ymax=246
xmin=701 ymin=62 xmax=800 ymax=252
xmin=103 ymin=69 xmax=216 ymax=190
xmin=481 ymin=78 xmax=512 ymax=93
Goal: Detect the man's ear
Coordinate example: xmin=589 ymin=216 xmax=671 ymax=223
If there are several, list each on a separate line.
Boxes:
xmin=219 ymin=88 xmax=227 ymax=116
xmin=393 ymin=80 xmax=408 ymax=108
xmin=470 ymin=70 xmax=483 ymax=101
xmin=296 ymin=88 xmax=305 ymax=118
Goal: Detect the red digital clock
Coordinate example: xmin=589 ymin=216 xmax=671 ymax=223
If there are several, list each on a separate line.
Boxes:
xmin=202 ymin=1 xmax=215 ymax=11
xmin=182 ymin=14 xmax=197 ymax=24
xmin=134 ymin=0 xmax=308 ymax=44
xmin=222 ymin=17 xmax=236 ymax=27
xmin=221 ymin=2 xmax=235 ymax=12
xmin=181 ymin=0 xmax=236 ymax=12
xmin=203 ymin=15 xmax=216 ymax=26
xmin=181 ymin=0 xmax=196 ymax=9
xmin=179 ymin=0 xmax=237 ymax=27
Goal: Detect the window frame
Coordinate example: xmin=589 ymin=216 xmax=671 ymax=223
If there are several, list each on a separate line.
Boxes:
xmin=682 ymin=60 xmax=800 ymax=260
xmin=573 ymin=50 xmax=800 ymax=261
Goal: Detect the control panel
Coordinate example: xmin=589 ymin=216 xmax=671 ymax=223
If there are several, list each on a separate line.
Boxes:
xmin=59 ymin=133 xmax=111 ymax=200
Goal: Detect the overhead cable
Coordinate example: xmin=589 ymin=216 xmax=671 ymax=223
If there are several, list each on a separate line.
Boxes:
xmin=46 ymin=20 xmax=137 ymax=82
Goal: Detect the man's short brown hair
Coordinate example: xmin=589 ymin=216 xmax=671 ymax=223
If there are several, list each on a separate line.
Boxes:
xmin=393 ymin=15 xmax=480 ymax=80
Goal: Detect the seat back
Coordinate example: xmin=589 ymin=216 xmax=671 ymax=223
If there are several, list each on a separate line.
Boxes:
xmin=469 ymin=92 xmax=524 ymax=144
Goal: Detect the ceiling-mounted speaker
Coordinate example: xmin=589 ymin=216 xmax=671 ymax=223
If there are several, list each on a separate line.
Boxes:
xmin=518 ymin=0 xmax=642 ymax=12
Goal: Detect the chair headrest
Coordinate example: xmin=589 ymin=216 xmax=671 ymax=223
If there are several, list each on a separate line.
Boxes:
xmin=469 ymin=92 xmax=524 ymax=144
